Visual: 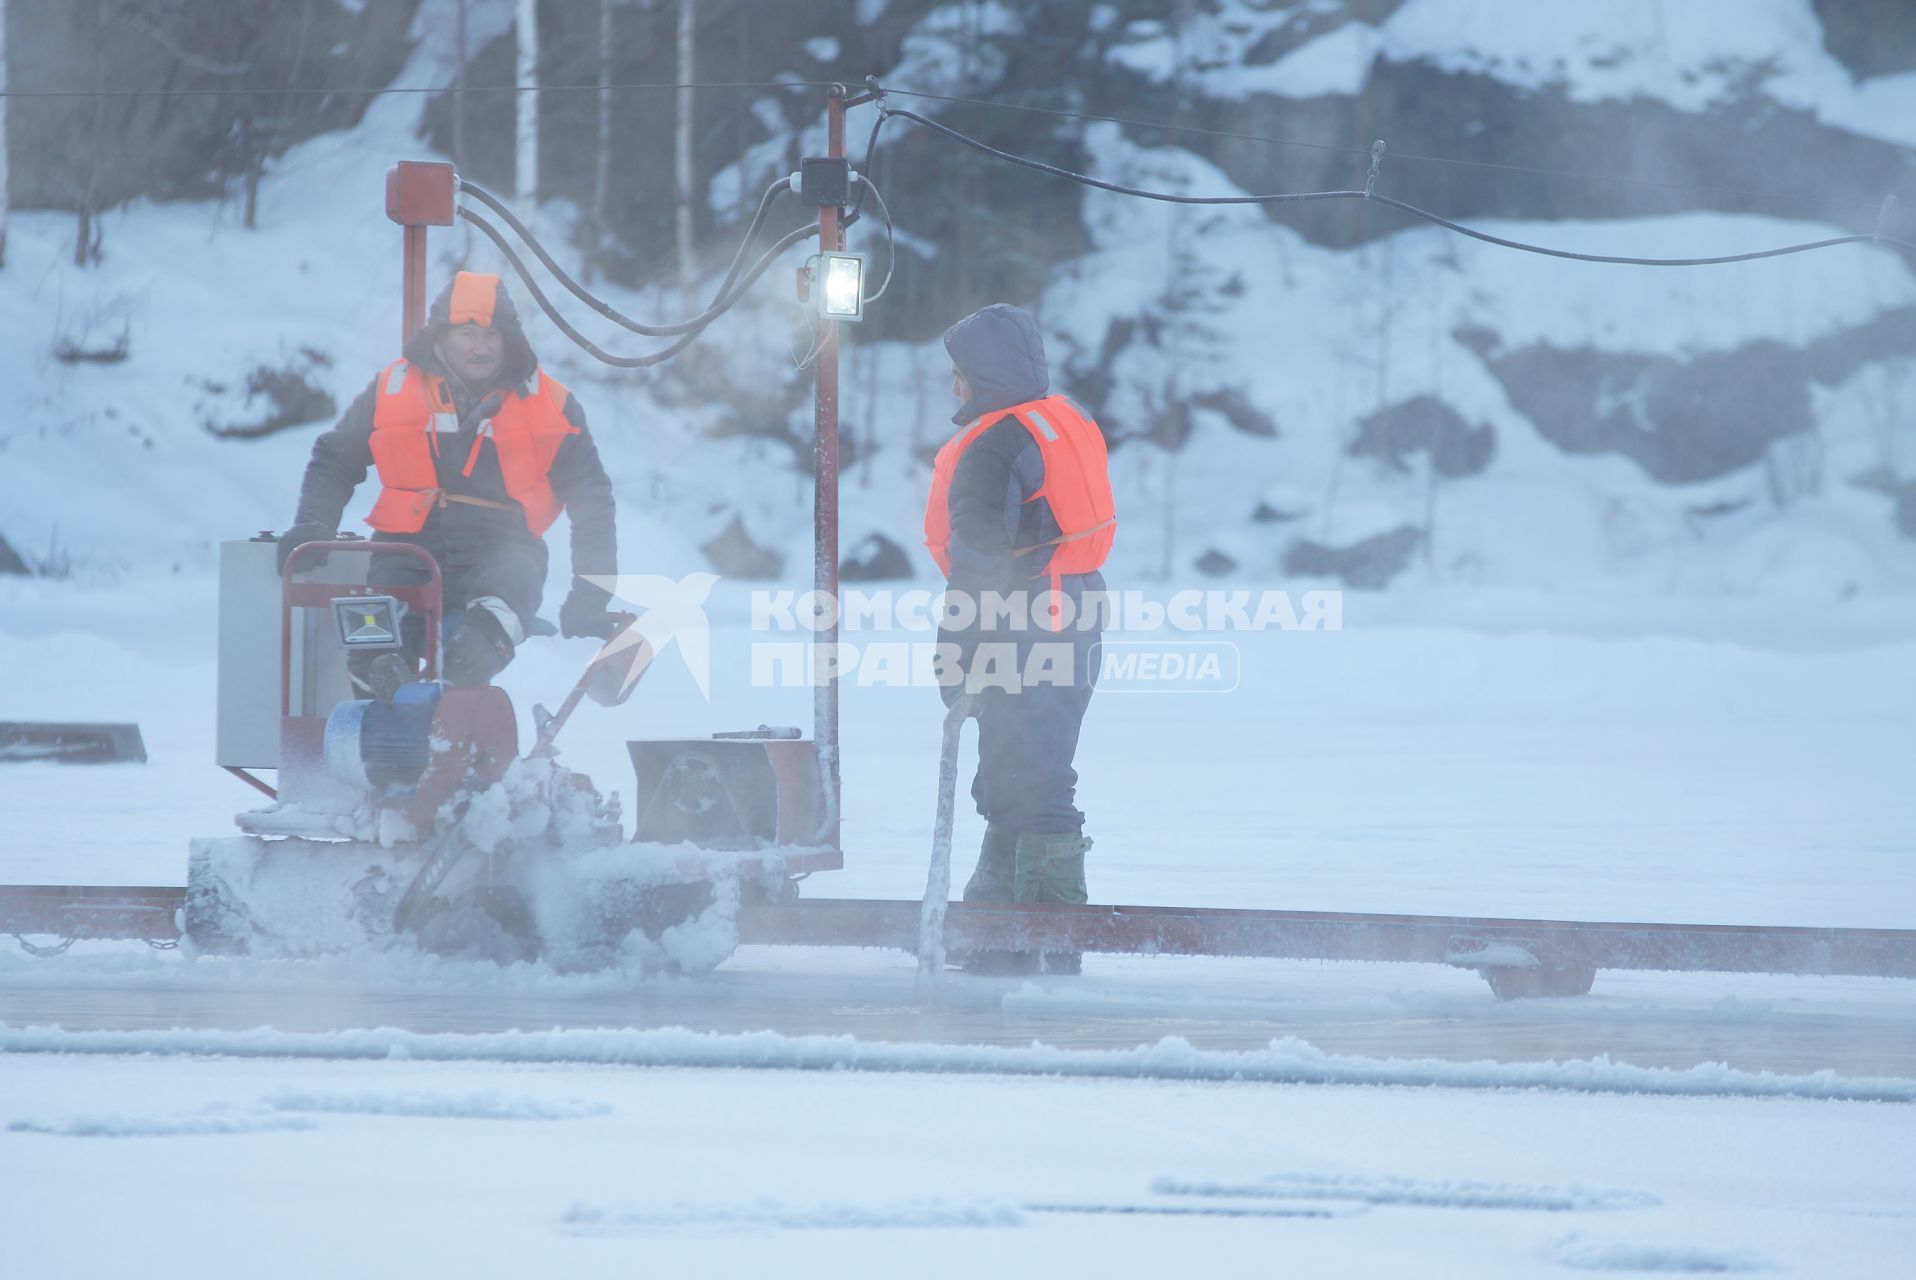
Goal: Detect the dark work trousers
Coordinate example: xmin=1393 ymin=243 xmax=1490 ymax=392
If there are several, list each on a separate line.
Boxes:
xmin=367 ymin=538 xmax=548 ymax=668
xmin=969 ymin=613 xmax=1102 ymax=835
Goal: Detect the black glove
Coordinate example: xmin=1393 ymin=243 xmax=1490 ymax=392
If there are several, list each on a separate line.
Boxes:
xmin=560 ymin=579 xmax=621 ymax=640
xmin=276 ymin=521 xmax=337 ymax=573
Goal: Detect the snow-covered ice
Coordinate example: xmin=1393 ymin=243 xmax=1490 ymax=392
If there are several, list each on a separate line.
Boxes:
xmin=2 ymin=1051 xmax=1910 ymax=1278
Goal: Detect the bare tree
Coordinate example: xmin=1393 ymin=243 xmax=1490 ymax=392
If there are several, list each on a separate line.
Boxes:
xmin=676 ymin=0 xmax=697 ymax=306
xmin=585 ymin=0 xmax=613 ymax=281
xmin=515 ymin=0 xmax=539 ymax=218
xmin=242 ymin=0 xmax=314 ymax=229
xmin=75 ymin=0 xmax=107 ymax=267
xmin=0 ymin=0 xmax=9 ymax=270
xmin=452 ymin=0 xmax=468 ymax=174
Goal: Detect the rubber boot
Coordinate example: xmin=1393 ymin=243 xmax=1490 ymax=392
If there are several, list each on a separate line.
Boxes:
xmin=1014 ymin=831 xmax=1092 ymax=976
xmin=956 ymin=824 xmax=1036 ymax=975
xmin=441 ymin=596 xmax=522 ymax=687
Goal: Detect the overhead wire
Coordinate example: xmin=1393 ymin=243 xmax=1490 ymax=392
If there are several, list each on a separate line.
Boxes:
xmin=461 ymin=205 xmax=816 ymax=369
xmin=0 ymin=78 xmax=834 ymax=101
xmin=460 ymin=175 xmax=798 ymax=336
xmin=3 ymin=71 xmax=1886 ymax=217
xmin=873 ymin=104 xmax=1916 ymax=266
xmin=870 ymin=83 xmax=1887 ymax=219
xmin=183 ymin=71 xmax=1902 ymax=369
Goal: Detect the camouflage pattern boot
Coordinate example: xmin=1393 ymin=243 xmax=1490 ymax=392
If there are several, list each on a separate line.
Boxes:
xmin=957 ymin=824 xmax=1036 ymax=974
xmin=1014 ymin=830 xmax=1092 ymax=976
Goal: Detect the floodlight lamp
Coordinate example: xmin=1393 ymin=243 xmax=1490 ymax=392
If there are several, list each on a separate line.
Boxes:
xmin=819 ymin=253 xmax=865 ymax=321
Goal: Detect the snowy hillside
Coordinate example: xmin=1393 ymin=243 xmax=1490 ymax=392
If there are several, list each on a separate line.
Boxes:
xmin=1 ymin=0 xmax=1913 ymax=602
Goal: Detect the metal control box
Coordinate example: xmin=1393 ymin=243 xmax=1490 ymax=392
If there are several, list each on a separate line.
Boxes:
xmin=216 ymin=539 xmax=359 ymax=769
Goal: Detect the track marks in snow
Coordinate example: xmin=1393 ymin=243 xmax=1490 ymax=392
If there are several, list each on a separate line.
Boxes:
xmin=1550 ymin=1233 xmax=1767 ymax=1273
xmin=564 ymin=1199 xmax=1024 ymax=1234
xmin=1155 ymin=1172 xmax=1660 ymax=1212
xmin=261 ymin=1088 xmax=609 ymax=1121
xmin=8 ymin=1088 xmax=606 ymax=1138
xmin=1025 ymin=1201 xmax=1337 ymax=1220
xmin=8 ymin=1107 xmax=315 ymax=1138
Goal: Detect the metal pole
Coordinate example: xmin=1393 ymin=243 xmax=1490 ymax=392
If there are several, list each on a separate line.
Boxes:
xmin=813 ymin=87 xmax=846 ymax=850
xmin=919 ymin=697 xmax=975 ymax=984
xmin=402 ymin=223 xmax=427 ymax=346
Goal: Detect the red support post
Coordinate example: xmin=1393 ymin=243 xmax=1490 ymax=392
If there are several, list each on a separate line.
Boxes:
xmin=385 ymin=161 xmax=457 ymax=348
xmin=813 ymin=89 xmax=847 ymax=851
xmin=402 ymin=224 xmax=428 ymax=345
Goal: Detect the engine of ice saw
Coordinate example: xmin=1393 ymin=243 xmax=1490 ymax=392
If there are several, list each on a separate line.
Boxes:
xmin=213 ymin=536 xmax=524 ymax=841
xmin=189 ymin=536 xmax=646 ymax=963
xmin=188 ymin=535 xmax=830 ymax=970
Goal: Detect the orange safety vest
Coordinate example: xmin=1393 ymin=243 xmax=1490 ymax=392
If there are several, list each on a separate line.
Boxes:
xmin=924 ymin=395 xmax=1116 ymax=628
xmin=365 ymin=359 xmax=578 ymax=536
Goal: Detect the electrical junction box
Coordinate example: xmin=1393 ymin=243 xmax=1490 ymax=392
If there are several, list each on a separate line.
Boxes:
xmin=799 ymin=156 xmax=852 ymax=207
xmin=385 ymin=160 xmax=456 ymax=226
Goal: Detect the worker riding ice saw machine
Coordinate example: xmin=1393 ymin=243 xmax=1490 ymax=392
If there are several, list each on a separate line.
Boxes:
xmin=185 ymin=159 xmax=841 ymax=970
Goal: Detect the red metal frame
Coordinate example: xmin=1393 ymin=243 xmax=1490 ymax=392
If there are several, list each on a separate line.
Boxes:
xmin=223 ymin=766 xmax=277 ymax=800
xmin=280 ymin=540 xmax=442 ymax=715
xmin=0 ymin=885 xmax=185 ymax=944
xmin=275 ymin=542 xmax=442 ymax=809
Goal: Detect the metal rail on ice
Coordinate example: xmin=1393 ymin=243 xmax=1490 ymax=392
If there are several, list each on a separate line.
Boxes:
xmin=8 ymin=886 xmax=1911 ymax=986
xmin=738 ymin=900 xmax=1916 ymax=982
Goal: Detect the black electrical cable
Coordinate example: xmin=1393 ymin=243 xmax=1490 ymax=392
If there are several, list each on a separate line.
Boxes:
xmin=882 ymin=106 xmax=1363 ymax=207
xmin=880 ymin=105 xmax=1916 ymax=266
xmin=871 ymin=83 xmax=1882 ymax=218
xmin=842 ymin=107 xmax=888 ymax=230
xmin=461 ymin=206 xmax=816 ymax=369
xmin=857 ymin=175 xmax=898 ymax=304
xmin=460 ymin=176 xmax=795 ymax=336
xmin=1364 ymin=195 xmax=1909 ymax=266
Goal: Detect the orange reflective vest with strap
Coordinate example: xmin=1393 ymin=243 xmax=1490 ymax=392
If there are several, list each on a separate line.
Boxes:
xmin=924 ymin=395 xmax=1116 ymax=628
xmin=366 ymin=359 xmax=578 ymax=536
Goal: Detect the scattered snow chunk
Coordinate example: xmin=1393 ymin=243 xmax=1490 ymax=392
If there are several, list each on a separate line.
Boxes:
xmin=1551 ymin=1233 xmax=1768 ymax=1273
xmin=7 ymin=1024 xmax=1911 ymax=1104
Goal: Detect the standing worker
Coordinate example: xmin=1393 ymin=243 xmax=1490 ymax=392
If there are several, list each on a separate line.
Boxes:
xmin=923 ymin=303 xmax=1116 ymax=975
xmin=277 ymin=271 xmax=624 ymax=692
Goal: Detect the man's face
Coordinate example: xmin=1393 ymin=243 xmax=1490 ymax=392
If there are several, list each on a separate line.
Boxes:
xmin=440 ymin=322 xmax=505 ymax=384
xmin=950 ymin=362 xmax=972 ymax=407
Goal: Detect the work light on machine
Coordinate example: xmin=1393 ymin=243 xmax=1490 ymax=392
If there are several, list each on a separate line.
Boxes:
xmin=332 ymin=595 xmax=406 ymax=650
xmin=818 ymin=252 xmax=866 ymax=321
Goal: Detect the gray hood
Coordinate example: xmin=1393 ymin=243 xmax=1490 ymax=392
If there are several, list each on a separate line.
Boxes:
xmin=943 ymin=303 xmax=1049 ymax=425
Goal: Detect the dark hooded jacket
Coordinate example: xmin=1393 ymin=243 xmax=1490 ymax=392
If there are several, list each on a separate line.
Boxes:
xmin=292 ymin=276 xmax=617 ymax=582
xmin=937 ymin=304 xmax=1107 ymax=659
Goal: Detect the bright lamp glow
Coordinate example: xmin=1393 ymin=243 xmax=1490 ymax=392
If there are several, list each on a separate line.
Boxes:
xmin=820 ymin=253 xmax=865 ymax=321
